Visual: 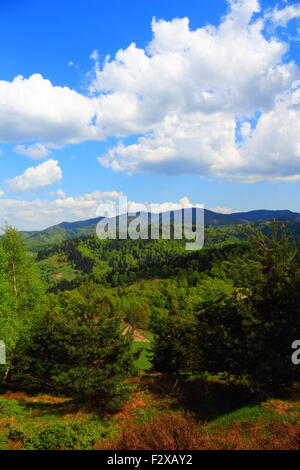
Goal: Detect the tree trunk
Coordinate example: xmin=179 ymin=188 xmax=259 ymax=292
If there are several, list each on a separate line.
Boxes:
xmin=3 ymin=360 xmax=12 ymax=382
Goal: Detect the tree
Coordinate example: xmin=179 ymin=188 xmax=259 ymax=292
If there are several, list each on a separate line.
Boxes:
xmin=0 ymin=227 xmax=45 ymax=382
xmin=151 ymin=315 xmax=200 ymax=375
xmin=124 ymin=299 xmax=150 ymax=329
xmin=11 ymin=282 xmax=138 ymax=412
xmin=0 ymin=245 xmax=14 ymax=372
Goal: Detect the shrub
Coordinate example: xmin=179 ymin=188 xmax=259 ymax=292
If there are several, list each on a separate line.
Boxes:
xmin=0 ymin=397 xmax=27 ymax=417
xmin=108 ymin=412 xmax=300 ymax=450
xmin=25 ymin=422 xmax=78 ymax=450
xmin=111 ymin=413 xmax=204 ymax=450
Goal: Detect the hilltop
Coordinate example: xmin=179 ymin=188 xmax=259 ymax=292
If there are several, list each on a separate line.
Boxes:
xmin=21 ymin=208 xmax=300 ymax=251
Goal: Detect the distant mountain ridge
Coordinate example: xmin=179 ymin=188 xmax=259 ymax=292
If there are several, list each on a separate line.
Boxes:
xmin=229 ymin=209 xmax=300 ymax=222
xmin=21 ymin=208 xmax=300 ymax=250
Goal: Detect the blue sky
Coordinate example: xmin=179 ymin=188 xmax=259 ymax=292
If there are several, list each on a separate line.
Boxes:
xmin=0 ymin=0 xmax=300 ymax=230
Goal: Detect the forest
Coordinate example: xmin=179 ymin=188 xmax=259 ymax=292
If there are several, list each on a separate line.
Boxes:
xmin=0 ymin=220 xmax=299 ymax=450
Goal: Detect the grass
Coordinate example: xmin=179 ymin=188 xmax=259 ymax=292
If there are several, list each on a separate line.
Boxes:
xmin=131 ymin=329 xmax=153 ymax=371
xmin=206 ymin=405 xmax=282 ymax=432
xmin=38 ymin=254 xmax=79 ymax=285
xmin=131 ymin=342 xmax=152 ymax=371
xmin=0 ymin=393 xmax=117 ymax=450
xmin=0 ymin=381 xmax=299 ymax=450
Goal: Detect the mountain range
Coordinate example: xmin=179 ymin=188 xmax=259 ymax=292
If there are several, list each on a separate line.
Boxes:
xmin=21 ymin=208 xmax=300 ymax=250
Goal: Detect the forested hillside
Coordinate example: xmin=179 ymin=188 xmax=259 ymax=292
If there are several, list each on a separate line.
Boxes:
xmin=21 ymin=209 xmax=300 ymax=251
xmin=0 ymin=220 xmax=299 ymax=450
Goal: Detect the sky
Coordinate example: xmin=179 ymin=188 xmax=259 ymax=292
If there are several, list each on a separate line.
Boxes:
xmin=0 ymin=0 xmax=300 ymax=230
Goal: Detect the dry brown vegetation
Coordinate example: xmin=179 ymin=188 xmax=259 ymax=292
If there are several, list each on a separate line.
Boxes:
xmin=1 ymin=383 xmax=300 ymax=450
xmin=105 ymin=412 xmax=300 ymax=450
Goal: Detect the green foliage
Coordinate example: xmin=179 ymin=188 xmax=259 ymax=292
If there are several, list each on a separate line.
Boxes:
xmin=0 ymin=245 xmax=14 ymax=351
xmin=151 ymin=277 xmax=235 ymax=375
xmin=206 ymin=405 xmax=279 ymax=431
xmin=0 ymin=396 xmax=27 ymax=417
xmin=25 ymin=422 xmax=79 ymax=450
xmin=6 ymin=413 xmax=116 ymax=450
xmin=197 ymin=224 xmax=300 ymax=393
xmin=131 ymin=340 xmax=153 ymax=371
xmin=1 ymin=219 xmax=300 ymax=442
xmin=37 ymin=254 xmax=80 ymax=289
xmin=0 ymin=227 xmax=45 ymax=382
xmin=152 ymin=315 xmax=200 ymax=375
xmin=34 ymin=227 xmax=250 ymax=291
xmin=151 ymin=223 xmax=300 ymax=394
xmin=10 ymin=282 xmax=138 ymax=412
xmin=123 ymin=299 xmax=150 ymax=329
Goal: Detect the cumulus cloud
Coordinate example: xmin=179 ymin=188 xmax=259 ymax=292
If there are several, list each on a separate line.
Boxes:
xmin=0 ymin=74 xmax=97 ymax=144
xmin=99 ymin=112 xmax=243 ymax=175
xmin=94 ymin=1 xmax=300 ymax=181
xmin=14 ymin=142 xmax=51 ymax=159
xmin=0 ymin=0 xmax=299 ymax=182
xmin=6 ymin=159 xmax=62 ymax=191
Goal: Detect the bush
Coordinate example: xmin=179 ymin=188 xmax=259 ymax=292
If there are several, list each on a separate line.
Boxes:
xmin=7 ymin=418 xmax=116 ymax=450
xmin=111 ymin=413 xmax=204 ymax=450
xmin=25 ymin=422 xmax=78 ymax=450
xmin=125 ymin=300 xmax=150 ymax=329
xmin=107 ymin=411 xmax=300 ymax=450
xmin=0 ymin=431 xmax=9 ymax=450
xmin=0 ymin=397 xmax=27 ymax=417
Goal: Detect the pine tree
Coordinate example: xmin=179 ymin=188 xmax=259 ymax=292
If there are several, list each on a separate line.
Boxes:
xmin=197 ymin=223 xmax=300 ymax=393
xmin=11 ymin=282 xmax=138 ymax=412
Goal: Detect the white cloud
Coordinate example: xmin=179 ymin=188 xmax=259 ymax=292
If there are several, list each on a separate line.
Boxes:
xmin=123 ymin=196 xmax=203 ymax=215
xmin=0 ymin=190 xmax=4 ymax=197
xmin=240 ymin=122 xmax=252 ymax=138
xmin=94 ymin=1 xmax=300 ymax=181
xmin=266 ymin=4 xmax=300 ymax=27
xmin=0 ymin=74 xmax=97 ymax=144
xmin=237 ymin=90 xmax=300 ymax=182
xmin=0 ymin=192 xmax=200 ymax=230
xmin=6 ymin=159 xmax=62 ymax=191
xmin=54 ymin=189 xmax=66 ymax=198
xmin=55 ymin=190 xmax=122 ymax=211
xmin=14 ymin=142 xmax=51 ymax=159
xmin=0 ymin=0 xmax=299 ymax=182
xmin=99 ymin=112 xmax=243 ymax=175
xmin=209 ymin=207 xmax=238 ymax=214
